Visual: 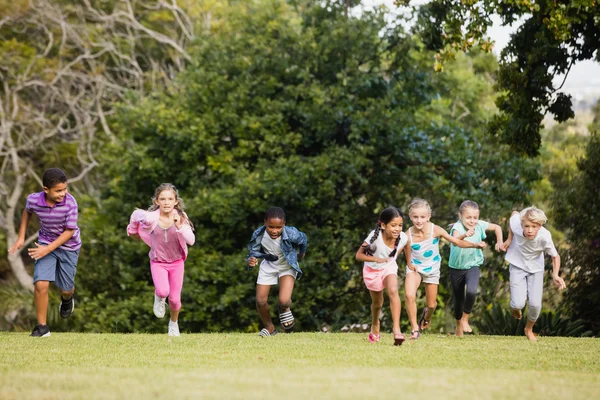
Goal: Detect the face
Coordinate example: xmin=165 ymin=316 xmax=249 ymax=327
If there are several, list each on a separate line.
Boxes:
xmin=522 ymin=219 xmax=542 ymax=240
xmin=265 ymin=217 xmax=285 ymax=239
xmin=382 ymin=216 xmax=403 ymax=239
xmin=155 ymin=189 xmax=178 ymax=215
xmin=409 ymin=206 xmax=430 ymax=230
xmin=43 ymin=182 xmax=68 ymax=205
xmin=460 ymin=207 xmax=480 ymax=229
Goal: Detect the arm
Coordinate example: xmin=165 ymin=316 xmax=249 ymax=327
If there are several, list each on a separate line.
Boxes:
xmin=551 ymin=254 xmax=566 ymax=290
xmin=355 ymin=242 xmax=389 ymax=264
xmin=452 ymin=226 xmax=474 ymax=240
xmin=173 ymin=212 xmax=195 ymax=246
xmin=499 ymin=216 xmax=515 ymax=252
xmin=28 ymin=229 xmax=75 ymax=260
xmin=486 ymin=223 xmax=504 ymax=252
xmin=8 ymin=209 xmax=31 ymax=254
xmin=403 ymin=239 xmax=417 ymax=272
xmin=435 ymin=225 xmax=485 ymax=249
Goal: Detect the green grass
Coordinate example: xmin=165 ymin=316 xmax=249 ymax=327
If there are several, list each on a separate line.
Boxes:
xmin=1 ymin=332 xmax=598 ymax=399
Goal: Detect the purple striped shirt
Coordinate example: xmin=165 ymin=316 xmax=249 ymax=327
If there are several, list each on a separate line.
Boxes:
xmin=25 ymin=192 xmax=81 ymax=251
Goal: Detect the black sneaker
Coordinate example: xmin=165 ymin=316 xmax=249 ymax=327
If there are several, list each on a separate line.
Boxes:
xmin=59 ymin=297 xmax=74 ymax=318
xmin=30 ymin=324 xmax=51 ymax=337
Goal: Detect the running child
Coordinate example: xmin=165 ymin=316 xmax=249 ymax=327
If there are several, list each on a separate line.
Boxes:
xmin=355 ymin=207 xmax=408 ymax=346
xmin=8 ymin=168 xmax=81 ymax=337
xmin=501 ymin=206 xmax=566 ymax=341
xmin=449 ymin=200 xmax=503 ymax=336
xmin=404 ymin=198 xmax=486 ymax=340
xmin=247 ymin=207 xmax=307 ymax=337
xmin=127 ymin=183 xmax=195 ymax=337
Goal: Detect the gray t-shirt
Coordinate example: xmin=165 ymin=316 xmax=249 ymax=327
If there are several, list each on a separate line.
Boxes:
xmin=261 ymin=234 xmax=291 ymax=270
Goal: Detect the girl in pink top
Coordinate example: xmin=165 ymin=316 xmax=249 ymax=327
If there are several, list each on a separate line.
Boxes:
xmin=127 ymin=183 xmax=195 ymax=336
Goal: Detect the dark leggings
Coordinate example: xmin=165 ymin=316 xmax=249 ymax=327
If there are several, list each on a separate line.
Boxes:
xmin=449 ymin=266 xmax=480 ymax=320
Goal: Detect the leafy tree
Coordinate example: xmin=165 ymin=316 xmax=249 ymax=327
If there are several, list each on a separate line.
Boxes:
xmin=71 ymin=0 xmax=539 ymax=333
xmin=396 ymin=0 xmax=600 ymax=156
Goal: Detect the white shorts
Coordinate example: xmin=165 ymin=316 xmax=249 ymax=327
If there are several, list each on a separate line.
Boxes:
xmin=257 ymin=260 xmax=298 ymax=285
xmin=405 ymin=267 xmax=440 ymax=285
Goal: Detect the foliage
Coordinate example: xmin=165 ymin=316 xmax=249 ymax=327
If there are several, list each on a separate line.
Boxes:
xmin=396 ymin=0 xmax=600 ymax=156
xmin=68 ymin=0 xmax=540 ymax=334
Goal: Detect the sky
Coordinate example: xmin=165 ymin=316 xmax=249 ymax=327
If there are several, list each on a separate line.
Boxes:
xmin=359 ymin=0 xmax=600 ymax=106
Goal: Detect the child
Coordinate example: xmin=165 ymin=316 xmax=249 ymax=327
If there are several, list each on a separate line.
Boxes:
xmin=8 ymin=168 xmax=81 ymax=337
xmin=127 ymin=183 xmax=195 ymax=337
xmin=404 ymin=198 xmax=486 ymax=340
xmin=247 ymin=207 xmax=307 ymax=337
xmin=501 ymin=206 xmax=566 ymax=341
xmin=449 ymin=200 xmax=503 ymax=336
xmin=355 ymin=207 xmax=408 ymax=346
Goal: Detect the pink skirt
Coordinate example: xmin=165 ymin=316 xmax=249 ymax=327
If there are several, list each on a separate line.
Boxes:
xmin=363 ymin=261 xmax=398 ymax=292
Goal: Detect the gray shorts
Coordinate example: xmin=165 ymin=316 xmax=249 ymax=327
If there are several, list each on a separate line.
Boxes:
xmin=33 ymin=247 xmax=79 ymax=291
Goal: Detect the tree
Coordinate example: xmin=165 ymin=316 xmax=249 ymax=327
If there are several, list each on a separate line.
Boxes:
xmin=71 ymin=0 xmax=539 ymax=333
xmin=0 ymin=0 xmax=194 ymax=292
xmin=396 ymin=0 xmax=600 ymax=156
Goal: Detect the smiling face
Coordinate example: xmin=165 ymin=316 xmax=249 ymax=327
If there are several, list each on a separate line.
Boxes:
xmin=409 ymin=206 xmax=431 ymax=230
xmin=265 ymin=217 xmax=285 ymax=239
xmin=521 ymin=219 xmax=542 ymax=240
xmin=459 ymin=207 xmax=480 ymax=230
xmin=43 ymin=182 xmax=68 ymax=206
xmin=155 ymin=189 xmax=179 ymax=216
xmin=382 ymin=216 xmax=403 ymax=240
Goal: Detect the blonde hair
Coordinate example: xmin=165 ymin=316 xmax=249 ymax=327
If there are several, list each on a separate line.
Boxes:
xmin=520 ymin=206 xmax=547 ymax=225
xmin=459 ymin=200 xmax=479 ymax=215
xmin=149 ymin=183 xmax=194 ymax=230
xmin=408 ymin=198 xmax=431 ymax=215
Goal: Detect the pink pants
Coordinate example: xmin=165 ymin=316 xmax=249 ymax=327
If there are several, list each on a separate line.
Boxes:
xmin=150 ymin=258 xmax=185 ymax=311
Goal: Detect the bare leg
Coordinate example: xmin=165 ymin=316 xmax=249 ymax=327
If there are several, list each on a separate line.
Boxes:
xmin=524 ymin=319 xmax=537 ymax=341
xmin=369 ymin=290 xmax=384 ymax=335
xmin=420 ymin=283 xmax=438 ymax=330
xmin=511 ymin=308 xmax=523 ymax=320
xmin=34 ymin=281 xmax=50 ymax=325
xmin=170 ymin=309 xmax=179 ymax=323
xmin=384 ymin=274 xmax=401 ymax=335
xmin=256 ymin=284 xmax=275 ymax=333
xmin=461 ymin=312 xmax=472 ymax=333
xmin=404 ymin=272 xmax=421 ymax=332
xmin=278 ymin=275 xmax=296 ymax=329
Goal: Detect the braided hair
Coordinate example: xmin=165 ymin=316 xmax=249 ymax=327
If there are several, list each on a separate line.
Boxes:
xmin=363 ymin=207 xmax=404 ymax=257
xmin=149 ymin=183 xmax=194 ymax=230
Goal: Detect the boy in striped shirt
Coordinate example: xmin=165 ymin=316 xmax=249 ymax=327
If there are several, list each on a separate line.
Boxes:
xmin=8 ymin=168 xmax=82 ymax=337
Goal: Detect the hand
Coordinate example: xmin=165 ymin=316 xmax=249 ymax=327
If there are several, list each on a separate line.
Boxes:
xmin=8 ymin=237 xmax=25 ymax=255
xmin=297 ymin=253 xmax=305 ymax=261
xmin=494 ymin=242 xmax=503 ymax=252
xmin=476 ymin=241 xmax=487 ymax=249
xmin=408 ymin=264 xmax=417 ymax=272
xmin=172 ymin=210 xmax=181 ymax=229
xmin=464 ymin=229 xmax=475 ymax=238
xmin=130 ymin=233 xmax=141 ymax=240
xmin=377 ymin=257 xmax=390 ymax=263
xmin=28 ymin=242 xmax=49 ymax=261
xmin=553 ymin=275 xmax=566 ymax=291
xmin=248 ymin=256 xmax=258 ymax=268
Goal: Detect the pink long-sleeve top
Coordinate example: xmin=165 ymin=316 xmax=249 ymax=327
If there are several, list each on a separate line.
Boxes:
xmin=126 ymin=209 xmax=195 ymax=261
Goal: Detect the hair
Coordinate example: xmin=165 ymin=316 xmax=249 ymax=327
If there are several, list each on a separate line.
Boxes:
xmin=459 ymin=200 xmax=479 ymax=215
xmin=42 ymin=168 xmax=68 ymax=189
xmin=363 ymin=207 xmax=404 ymax=258
xmin=408 ymin=198 xmax=431 ymax=215
xmin=148 ymin=183 xmax=194 ymax=230
xmin=520 ymin=206 xmax=547 ymax=225
xmin=264 ymin=206 xmax=286 ymax=222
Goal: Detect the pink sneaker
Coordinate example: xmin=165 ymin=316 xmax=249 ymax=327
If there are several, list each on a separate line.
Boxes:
xmin=368 ymin=333 xmax=380 ymax=343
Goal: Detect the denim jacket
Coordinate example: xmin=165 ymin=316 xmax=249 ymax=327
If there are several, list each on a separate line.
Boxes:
xmin=247 ymin=225 xmax=308 ymax=280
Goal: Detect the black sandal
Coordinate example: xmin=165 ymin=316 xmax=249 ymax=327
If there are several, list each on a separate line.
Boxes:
xmin=279 ymin=310 xmax=295 ymax=331
xmin=418 ymin=307 xmax=431 ymax=330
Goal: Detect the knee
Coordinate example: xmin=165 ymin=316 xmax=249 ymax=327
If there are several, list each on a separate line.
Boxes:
xmin=427 ymin=300 xmax=438 ymax=309
xmin=34 ymin=281 xmax=49 ymax=294
xmin=372 ymin=299 xmax=383 ymax=309
xmin=465 ymin=289 xmax=478 ymax=301
xmin=168 ymin=295 xmax=181 ymax=311
xmin=155 ymin=288 xmax=169 ymax=298
xmin=405 ymin=293 xmax=416 ymax=304
xmin=387 ymin=286 xmax=399 ymax=299
xmin=510 ymin=298 xmax=526 ymax=310
xmin=256 ymin=298 xmax=269 ymax=308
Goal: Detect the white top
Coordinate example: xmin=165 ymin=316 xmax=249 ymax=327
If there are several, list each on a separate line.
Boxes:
xmin=505 ymin=213 xmax=558 ymax=273
xmin=261 ymin=234 xmax=291 ymax=271
xmin=363 ymin=230 xmax=408 ymax=270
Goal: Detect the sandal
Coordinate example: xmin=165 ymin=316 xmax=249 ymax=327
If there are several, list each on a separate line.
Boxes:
xmin=418 ymin=307 xmax=431 ymax=330
xmin=258 ymin=328 xmax=278 ymax=337
xmin=410 ymin=330 xmax=421 ymax=340
xmin=279 ymin=309 xmax=295 ymax=332
xmin=393 ymin=332 xmax=406 ymax=346
xmin=368 ymin=333 xmax=380 ymax=343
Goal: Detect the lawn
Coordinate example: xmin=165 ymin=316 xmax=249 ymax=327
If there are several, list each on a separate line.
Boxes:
xmin=1 ymin=332 xmax=598 ymax=399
